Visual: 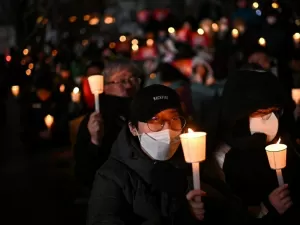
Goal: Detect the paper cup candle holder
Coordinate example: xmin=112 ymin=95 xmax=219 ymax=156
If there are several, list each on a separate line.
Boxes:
xmin=265 ymin=139 xmax=287 ymax=186
xmin=180 ymin=129 xmax=206 ymax=201
xmin=88 ymin=75 xmax=104 ymax=112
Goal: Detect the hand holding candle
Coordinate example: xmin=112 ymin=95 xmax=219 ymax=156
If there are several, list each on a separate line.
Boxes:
xmin=44 ymin=114 xmax=54 ymax=130
xmin=88 ymin=75 xmax=104 ymax=112
xmin=265 ymin=139 xmax=287 ymax=186
xmin=180 ymin=128 xmax=206 ymax=201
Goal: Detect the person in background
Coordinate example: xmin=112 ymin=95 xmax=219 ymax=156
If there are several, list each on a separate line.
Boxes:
xmin=24 ymin=75 xmax=57 ymax=151
xmin=74 ymin=59 xmax=142 ymax=189
xmin=158 ymin=63 xmax=194 ymax=117
xmin=87 ymin=85 xmax=205 ymax=225
xmin=54 ymin=63 xmax=75 ymax=94
xmin=248 ymin=52 xmax=271 ymax=70
xmin=190 ymin=58 xmax=217 ymax=114
xmin=204 ymin=67 xmax=299 ymax=222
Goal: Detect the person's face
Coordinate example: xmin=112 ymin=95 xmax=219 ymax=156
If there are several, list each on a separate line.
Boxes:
xmin=60 ymin=70 xmax=70 ymax=79
xmin=130 ymin=109 xmax=184 ymax=135
xmin=87 ymin=66 xmax=102 ymax=76
xmin=37 ymin=89 xmax=51 ymax=101
xmin=104 ymin=70 xmax=140 ymax=97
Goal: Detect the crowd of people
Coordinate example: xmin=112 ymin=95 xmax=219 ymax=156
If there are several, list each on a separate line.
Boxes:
xmin=2 ymin=0 xmax=300 ymax=224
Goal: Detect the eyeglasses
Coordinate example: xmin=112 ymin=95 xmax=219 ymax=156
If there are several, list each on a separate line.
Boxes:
xmin=147 ymin=116 xmax=186 ymax=132
xmin=105 ymin=77 xmax=140 ymax=86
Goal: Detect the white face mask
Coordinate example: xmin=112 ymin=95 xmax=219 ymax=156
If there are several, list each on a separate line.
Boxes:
xmin=137 ymin=129 xmax=181 ymax=161
xmin=249 ymin=112 xmax=279 ymax=142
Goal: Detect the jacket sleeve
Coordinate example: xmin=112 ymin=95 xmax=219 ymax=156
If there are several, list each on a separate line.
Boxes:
xmin=87 ymin=172 xmax=128 ymax=225
xmin=74 ymin=114 xmax=101 ymax=188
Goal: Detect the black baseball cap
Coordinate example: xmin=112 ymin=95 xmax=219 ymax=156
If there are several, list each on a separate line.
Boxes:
xmin=129 ymin=84 xmax=182 ymax=123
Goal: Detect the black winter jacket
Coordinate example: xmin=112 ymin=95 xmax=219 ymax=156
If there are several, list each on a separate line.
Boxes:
xmin=87 ymin=127 xmax=282 ymax=225
xmin=74 ymin=94 xmax=132 ymax=188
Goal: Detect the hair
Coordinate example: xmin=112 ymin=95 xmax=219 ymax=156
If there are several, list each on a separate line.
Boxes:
xmin=103 ymin=59 xmax=143 ymax=80
xmin=240 ymin=63 xmax=267 ymax=72
xmin=85 ymin=61 xmax=105 ymax=74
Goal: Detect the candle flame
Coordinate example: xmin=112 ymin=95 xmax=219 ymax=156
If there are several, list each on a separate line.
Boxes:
xmin=73 ymin=87 xmax=79 ymax=94
xmin=44 ymin=114 xmax=54 ymax=128
xmin=188 ymin=128 xmax=194 ymax=133
xmin=277 ymin=138 xmax=281 ymax=144
xmin=59 ymin=84 xmax=65 ymax=92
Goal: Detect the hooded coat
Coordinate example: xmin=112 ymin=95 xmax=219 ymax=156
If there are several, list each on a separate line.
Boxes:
xmin=210 ymin=69 xmax=300 ymax=219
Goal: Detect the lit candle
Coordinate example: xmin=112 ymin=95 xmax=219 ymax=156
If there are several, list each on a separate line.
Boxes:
xmin=293 ymin=33 xmax=300 ymax=47
xmin=11 ymin=85 xmax=20 ymax=97
xmin=265 ymin=139 xmax=287 ymax=186
xmin=71 ymin=87 xmax=81 ymax=103
xmin=212 ymin=23 xmax=219 ymax=32
xmin=87 ymin=75 xmax=104 ymax=112
xmin=180 ymin=128 xmax=206 ymax=199
xmin=59 ymin=84 xmax=65 ymax=93
xmin=258 ymin=37 xmax=266 ymax=47
xmin=292 ymin=88 xmax=300 ymax=105
xmin=44 ymin=114 xmax=54 ymax=130
xmin=231 ymin=28 xmax=240 ymax=42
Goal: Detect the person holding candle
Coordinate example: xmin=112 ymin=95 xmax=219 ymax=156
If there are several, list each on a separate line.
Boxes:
xmin=24 ymin=76 xmax=58 ymax=151
xmin=87 ymin=85 xmax=206 ymax=225
xmin=202 ymin=67 xmax=300 ymax=221
xmin=74 ymin=59 xmax=142 ymax=189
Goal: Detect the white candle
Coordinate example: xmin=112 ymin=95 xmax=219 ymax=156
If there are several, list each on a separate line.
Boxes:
xmin=71 ymin=87 xmax=81 ymax=103
xmin=276 ymin=169 xmax=284 ymax=186
xmin=44 ymin=114 xmax=54 ymax=129
xmin=265 ymin=139 xmax=287 ymax=186
xmin=11 ymin=85 xmax=20 ymax=97
xmin=180 ymin=129 xmax=206 ymax=194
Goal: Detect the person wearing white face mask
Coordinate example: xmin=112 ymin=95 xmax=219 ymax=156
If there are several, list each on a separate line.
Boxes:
xmin=203 ymin=67 xmax=300 ymax=222
xmin=87 ymin=84 xmax=209 ymax=225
